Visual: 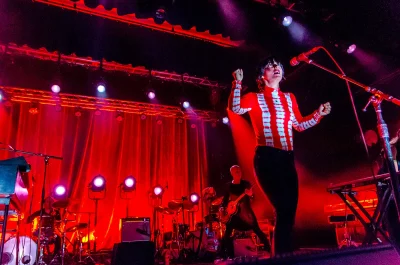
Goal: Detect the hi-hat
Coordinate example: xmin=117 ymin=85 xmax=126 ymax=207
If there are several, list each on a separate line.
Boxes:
xmin=66 ymin=223 xmax=88 ymax=232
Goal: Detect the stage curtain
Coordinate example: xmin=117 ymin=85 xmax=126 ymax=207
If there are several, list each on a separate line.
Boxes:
xmin=0 ymin=101 xmax=208 ymax=249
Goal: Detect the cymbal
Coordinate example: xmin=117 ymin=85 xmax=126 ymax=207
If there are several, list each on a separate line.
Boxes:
xmin=202 ymin=187 xmax=216 ymax=201
xmin=52 ymin=199 xmax=79 ymax=208
xmin=168 ymin=200 xmax=194 ymax=211
xmin=154 ymin=206 xmax=175 ymax=215
xmin=66 ymin=223 xmax=88 ymax=232
xmin=211 ymin=196 xmax=224 ymax=206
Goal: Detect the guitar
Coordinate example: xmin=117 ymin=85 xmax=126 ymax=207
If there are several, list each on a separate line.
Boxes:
xmin=220 ymin=184 xmax=254 ymax=224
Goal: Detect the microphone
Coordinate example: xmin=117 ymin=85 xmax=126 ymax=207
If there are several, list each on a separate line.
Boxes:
xmin=290 ymin=47 xmax=321 ymax=66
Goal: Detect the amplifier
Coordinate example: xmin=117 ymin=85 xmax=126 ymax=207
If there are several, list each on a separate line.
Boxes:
xmin=120 ymin=217 xmax=150 ymax=242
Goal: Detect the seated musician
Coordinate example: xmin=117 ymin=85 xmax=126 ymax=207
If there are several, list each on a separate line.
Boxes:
xmin=28 ymin=196 xmax=61 ymax=256
xmin=377 ymin=133 xmax=400 ymax=247
xmin=218 ymin=165 xmax=270 ymax=258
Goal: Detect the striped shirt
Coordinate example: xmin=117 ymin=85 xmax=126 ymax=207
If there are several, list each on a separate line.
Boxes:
xmin=228 ymin=82 xmax=323 ymax=151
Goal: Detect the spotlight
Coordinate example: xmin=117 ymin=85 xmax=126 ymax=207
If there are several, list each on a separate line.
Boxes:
xmin=282 ymin=16 xmax=293 ymax=27
xmin=154 ymin=8 xmax=166 ymax=24
xmin=122 ymin=176 xmax=136 ymax=192
xmin=95 ymin=109 xmax=101 ymax=116
xmin=51 ymin=84 xmax=61 ymax=93
xmin=153 ymin=185 xmax=164 ymax=197
xmin=97 ymin=84 xmax=106 ymax=93
xmin=116 ymin=112 xmax=123 ymax=122
xmin=147 ymin=91 xmax=156 ymax=99
xmin=75 ymin=107 xmax=82 ymax=117
xmin=191 ymin=124 xmax=197 ymax=129
xmin=140 ymin=114 xmax=147 ymax=120
xmin=182 ymin=101 xmax=190 ymax=109
xmin=189 ymin=192 xmax=200 ymax=204
xmin=53 ymin=184 xmax=67 ymax=199
xmin=222 ymin=117 xmax=229 ymax=124
xmin=347 ymin=44 xmax=357 ymax=54
xmin=0 ymin=90 xmax=3 ymax=101
xmin=90 ymin=175 xmax=106 ymax=192
xmin=29 ymin=103 xmax=39 ymax=114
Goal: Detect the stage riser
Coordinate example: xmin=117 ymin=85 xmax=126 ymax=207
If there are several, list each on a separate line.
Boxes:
xmin=217 ymin=244 xmax=400 ymax=265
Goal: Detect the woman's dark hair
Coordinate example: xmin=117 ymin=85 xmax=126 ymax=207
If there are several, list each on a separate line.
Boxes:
xmin=256 ymin=56 xmax=285 ymax=90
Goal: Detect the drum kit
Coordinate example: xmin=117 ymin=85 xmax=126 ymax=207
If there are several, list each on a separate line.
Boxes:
xmin=2 ymin=199 xmax=95 ymax=265
xmin=153 ymin=187 xmax=228 ymax=262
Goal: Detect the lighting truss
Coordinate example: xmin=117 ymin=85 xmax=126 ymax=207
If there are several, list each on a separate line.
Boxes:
xmin=32 ymin=0 xmax=243 ymax=48
xmin=0 ymin=43 xmax=226 ymax=90
xmin=1 ymin=86 xmax=219 ymax=122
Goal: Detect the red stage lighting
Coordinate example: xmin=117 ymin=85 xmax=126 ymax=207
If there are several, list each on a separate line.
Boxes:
xmin=189 ymin=192 xmax=200 ymax=204
xmin=147 ymin=91 xmax=156 ymax=99
xmin=51 ymin=84 xmax=61 ymax=93
xmin=123 ymin=176 xmax=136 ymax=191
xmin=153 ymin=185 xmax=164 ymax=197
xmin=53 ymin=184 xmax=67 ymax=199
xmin=90 ymin=175 xmax=106 ymax=192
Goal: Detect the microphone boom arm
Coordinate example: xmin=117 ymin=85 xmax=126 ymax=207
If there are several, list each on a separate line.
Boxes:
xmin=303 ymin=57 xmax=400 ymax=254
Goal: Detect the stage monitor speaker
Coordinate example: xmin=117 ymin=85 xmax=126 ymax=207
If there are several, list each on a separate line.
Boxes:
xmin=111 ymin=241 xmax=155 ymax=265
xmin=218 ymin=244 xmax=400 ymax=265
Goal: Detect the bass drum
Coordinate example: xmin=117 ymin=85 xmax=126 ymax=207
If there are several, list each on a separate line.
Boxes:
xmin=1 ymin=236 xmax=37 ymax=265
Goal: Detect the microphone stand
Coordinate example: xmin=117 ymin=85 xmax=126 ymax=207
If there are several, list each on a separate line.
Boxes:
xmin=0 ymin=146 xmax=63 ymax=264
xmin=300 ymin=57 xmax=400 ymax=253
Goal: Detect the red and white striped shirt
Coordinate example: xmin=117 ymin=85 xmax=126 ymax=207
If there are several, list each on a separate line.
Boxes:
xmin=228 ymin=82 xmax=323 ymax=151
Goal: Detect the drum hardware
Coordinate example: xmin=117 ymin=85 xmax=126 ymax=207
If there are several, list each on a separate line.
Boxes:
xmin=70 ymin=212 xmax=95 ymax=264
xmin=48 ymin=207 xmax=76 ymax=265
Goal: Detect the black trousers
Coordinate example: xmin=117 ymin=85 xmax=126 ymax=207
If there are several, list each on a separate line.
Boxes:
xmin=253 ymin=146 xmax=298 ymax=255
xmin=220 ymin=206 xmax=271 ymax=258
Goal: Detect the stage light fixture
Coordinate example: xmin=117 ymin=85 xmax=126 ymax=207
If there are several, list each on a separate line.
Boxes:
xmin=97 ymin=84 xmax=106 ymax=93
xmin=189 ymin=192 xmax=200 ymax=204
xmin=51 ymin=84 xmax=61 ymax=93
xmin=29 ymin=103 xmax=39 ymax=115
xmin=182 ymin=101 xmax=190 ymax=109
xmin=116 ymin=111 xmax=124 ymax=122
xmin=153 ymin=185 xmax=164 ymax=197
xmin=147 ymin=91 xmax=156 ymax=99
xmin=222 ymin=117 xmax=229 ymax=124
xmin=123 ymin=176 xmax=136 ymax=192
xmin=347 ymin=44 xmax=357 ymax=54
xmin=53 ymin=184 xmax=67 ymax=199
xmin=282 ymin=16 xmax=293 ymax=26
xmin=0 ymin=89 xmax=5 ymax=101
xmin=90 ymin=175 xmax=106 ymax=192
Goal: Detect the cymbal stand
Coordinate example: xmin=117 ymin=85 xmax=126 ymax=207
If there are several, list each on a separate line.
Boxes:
xmin=73 ymin=212 xmax=95 ymax=263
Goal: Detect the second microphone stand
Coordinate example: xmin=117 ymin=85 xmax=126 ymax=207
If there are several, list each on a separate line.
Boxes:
xmin=301 ymin=55 xmax=400 ymax=254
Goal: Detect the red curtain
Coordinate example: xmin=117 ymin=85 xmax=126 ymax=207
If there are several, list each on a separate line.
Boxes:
xmin=0 ymin=101 xmax=208 ymax=249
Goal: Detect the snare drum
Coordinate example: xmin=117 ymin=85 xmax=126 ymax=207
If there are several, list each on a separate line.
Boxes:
xmin=32 ymin=215 xmax=54 ymax=239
